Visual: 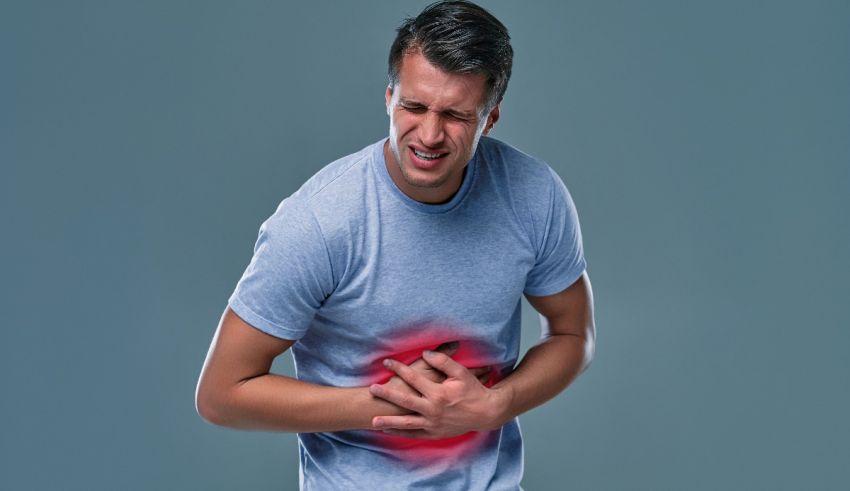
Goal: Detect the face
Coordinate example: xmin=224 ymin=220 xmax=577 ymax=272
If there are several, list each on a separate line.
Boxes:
xmin=384 ymin=52 xmax=500 ymax=204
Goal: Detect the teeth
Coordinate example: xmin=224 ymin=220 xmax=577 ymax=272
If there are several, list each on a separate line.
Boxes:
xmin=414 ymin=149 xmax=443 ymax=160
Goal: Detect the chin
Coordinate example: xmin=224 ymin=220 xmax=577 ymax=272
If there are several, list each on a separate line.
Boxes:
xmin=400 ymin=167 xmax=446 ymax=189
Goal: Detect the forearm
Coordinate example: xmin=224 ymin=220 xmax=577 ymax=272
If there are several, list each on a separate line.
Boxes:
xmin=199 ymin=373 xmax=404 ymax=432
xmin=489 ymin=332 xmax=593 ymax=427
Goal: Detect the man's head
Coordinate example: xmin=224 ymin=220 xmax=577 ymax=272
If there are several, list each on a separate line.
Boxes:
xmin=388 ymin=0 xmax=513 ymax=113
xmin=383 ymin=1 xmax=514 ymax=204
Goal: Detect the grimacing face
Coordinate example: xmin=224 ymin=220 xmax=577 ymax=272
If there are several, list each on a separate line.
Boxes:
xmin=384 ymin=52 xmax=500 ymax=204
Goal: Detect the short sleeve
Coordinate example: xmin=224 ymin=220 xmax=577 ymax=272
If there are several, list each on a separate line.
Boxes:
xmin=227 ymin=196 xmax=335 ymax=340
xmin=523 ymin=168 xmax=587 ymax=296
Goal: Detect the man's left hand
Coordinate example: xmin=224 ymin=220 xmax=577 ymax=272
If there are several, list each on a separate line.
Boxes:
xmin=368 ymin=349 xmax=510 ymax=439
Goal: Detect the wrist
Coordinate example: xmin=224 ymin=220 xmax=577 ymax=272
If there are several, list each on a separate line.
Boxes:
xmin=359 ymin=386 xmax=408 ymax=429
xmin=484 ymin=385 xmax=515 ymax=430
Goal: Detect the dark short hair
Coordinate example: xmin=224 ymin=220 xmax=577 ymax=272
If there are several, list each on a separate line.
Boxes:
xmin=388 ymin=0 xmax=513 ymax=111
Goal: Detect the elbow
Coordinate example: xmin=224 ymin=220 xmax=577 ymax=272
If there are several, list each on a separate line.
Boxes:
xmin=195 ymin=382 xmax=230 ymax=427
xmin=581 ymin=326 xmax=596 ymax=372
xmin=195 ymin=398 xmax=220 ymax=427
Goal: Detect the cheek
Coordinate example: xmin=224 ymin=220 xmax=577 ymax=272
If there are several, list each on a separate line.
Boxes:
xmin=449 ymin=127 xmax=478 ymax=149
xmin=392 ymin=112 xmax=417 ymax=133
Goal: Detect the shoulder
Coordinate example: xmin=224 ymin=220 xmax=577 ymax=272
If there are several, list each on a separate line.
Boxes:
xmin=476 ymin=137 xmax=580 ymax=245
xmin=293 ymin=140 xmax=379 ymax=204
xmin=260 ymin=140 xmax=380 ymax=234
xmin=477 ymin=136 xmax=564 ymax=194
xmin=272 ymin=140 xmax=381 ymax=227
xmin=255 ymin=142 xmax=383 ymax=286
xmin=477 ymin=136 xmax=572 ymax=215
xmin=269 ymin=140 xmax=383 ymax=263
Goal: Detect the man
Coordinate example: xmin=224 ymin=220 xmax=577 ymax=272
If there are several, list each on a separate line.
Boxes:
xmin=196 ymin=1 xmax=595 ymax=489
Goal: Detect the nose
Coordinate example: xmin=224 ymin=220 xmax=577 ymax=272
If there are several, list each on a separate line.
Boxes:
xmin=418 ymin=111 xmax=444 ymax=148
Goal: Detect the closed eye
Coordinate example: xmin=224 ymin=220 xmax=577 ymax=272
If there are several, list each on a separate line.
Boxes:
xmin=445 ymin=112 xmax=473 ymax=122
xmin=401 ymin=104 xmax=427 ymax=113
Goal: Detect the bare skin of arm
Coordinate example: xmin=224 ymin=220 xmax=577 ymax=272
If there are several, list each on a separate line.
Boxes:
xmin=195 ymin=307 xmax=488 ymax=432
xmin=369 ymin=272 xmax=595 ymax=438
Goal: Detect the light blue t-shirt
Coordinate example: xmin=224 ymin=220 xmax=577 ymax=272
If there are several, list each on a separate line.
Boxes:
xmin=228 ymin=136 xmax=586 ymax=490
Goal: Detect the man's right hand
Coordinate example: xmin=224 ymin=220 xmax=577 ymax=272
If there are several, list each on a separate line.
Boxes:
xmin=378 ymin=341 xmax=491 ymax=408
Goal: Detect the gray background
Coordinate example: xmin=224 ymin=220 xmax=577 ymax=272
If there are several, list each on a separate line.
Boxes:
xmin=2 ymin=1 xmax=848 ymax=490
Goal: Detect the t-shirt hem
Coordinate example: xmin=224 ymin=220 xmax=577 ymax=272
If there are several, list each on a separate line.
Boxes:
xmin=523 ymin=262 xmax=586 ymax=297
xmin=228 ymin=294 xmax=303 ymax=341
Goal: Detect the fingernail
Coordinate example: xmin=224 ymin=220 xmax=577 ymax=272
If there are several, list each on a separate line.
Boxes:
xmin=383 ymin=359 xmax=392 ymax=367
xmin=373 ymin=418 xmax=383 ymax=427
xmin=424 ymin=350 xmax=435 ymax=357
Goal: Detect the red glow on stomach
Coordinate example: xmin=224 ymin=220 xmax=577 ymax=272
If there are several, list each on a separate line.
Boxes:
xmin=358 ymin=321 xmax=503 ymax=462
xmin=376 ymin=429 xmax=491 ymax=464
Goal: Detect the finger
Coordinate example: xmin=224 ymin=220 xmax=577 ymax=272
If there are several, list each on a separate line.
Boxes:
xmin=468 ymin=366 xmax=491 ymax=377
xmin=422 ymin=370 xmax=447 ymax=383
xmin=369 ymin=383 xmax=430 ymax=414
xmin=421 ymin=349 xmax=473 ymax=379
xmin=404 ymin=360 xmax=446 ymax=383
xmin=372 ymin=414 xmax=428 ymax=431
xmin=383 ymin=358 xmax=439 ymax=397
xmin=434 ymin=340 xmax=459 ymax=357
xmin=468 ymin=366 xmax=492 ymax=384
xmin=406 ymin=341 xmax=459 ymax=377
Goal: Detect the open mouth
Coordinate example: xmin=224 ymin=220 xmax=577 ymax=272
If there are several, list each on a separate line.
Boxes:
xmin=412 ymin=148 xmax=447 ymax=161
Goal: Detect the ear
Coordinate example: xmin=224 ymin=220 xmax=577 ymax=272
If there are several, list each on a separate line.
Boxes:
xmin=482 ymin=103 xmax=501 ymax=135
xmin=385 ymin=85 xmax=393 ymax=116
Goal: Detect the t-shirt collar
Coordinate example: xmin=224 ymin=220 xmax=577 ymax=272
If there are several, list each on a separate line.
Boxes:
xmin=371 ymin=138 xmax=479 ymax=214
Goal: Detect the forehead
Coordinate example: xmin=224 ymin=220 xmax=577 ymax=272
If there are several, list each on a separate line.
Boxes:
xmin=395 ymin=52 xmax=488 ymax=112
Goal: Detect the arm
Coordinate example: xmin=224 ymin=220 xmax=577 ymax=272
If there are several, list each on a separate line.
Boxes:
xmin=197 ymin=307 xmax=442 ymax=432
xmin=369 ymin=272 xmax=595 ymax=438
xmin=491 ymin=271 xmax=595 ymax=421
